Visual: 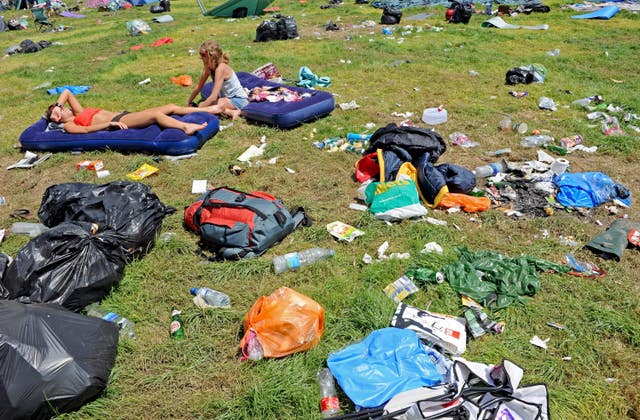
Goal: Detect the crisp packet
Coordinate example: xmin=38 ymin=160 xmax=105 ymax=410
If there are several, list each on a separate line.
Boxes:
xmin=326 ymin=221 xmax=365 ymax=242
xmin=126 ymin=163 xmax=159 ymax=181
xmin=383 ymin=275 xmax=419 ymax=303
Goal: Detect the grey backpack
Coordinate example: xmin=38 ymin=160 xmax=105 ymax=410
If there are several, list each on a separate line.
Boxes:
xmin=184 ymin=187 xmax=310 ymax=260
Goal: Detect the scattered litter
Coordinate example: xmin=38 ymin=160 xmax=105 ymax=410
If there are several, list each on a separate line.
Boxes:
xmin=191 ymin=180 xmax=208 ymax=194
xmin=546 ymin=321 xmax=567 ymax=330
xmin=126 ymin=163 xmax=159 ymax=180
xmin=546 ymin=48 xmax=560 ymax=56
xmin=425 ymin=217 xmax=447 ymax=226
xmin=605 ymin=377 xmax=617 ymax=383
xmin=0 ymin=229 xmax=5 ymax=243
xmin=383 ymin=275 xmax=419 ymax=303
xmin=284 ymin=167 xmax=296 ymax=174
xmin=362 ymin=253 xmax=373 ymax=264
xmin=469 ymin=70 xmax=479 ymax=76
xmin=219 ymin=123 xmax=234 ymax=131
xmin=327 ymin=221 xmax=365 ymax=242
xmin=76 ymin=160 xmax=104 ymax=171
xmin=237 ymin=144 xmax=265 ymax=162
xmin=0 ymin=197 xmax=4 ymax=205
xmin=448 ymin=132 xmax=479 ymax=148
xmin=267 ymin=156 xmax=280 ymax=164
xmin=228 ymin=164 xmax=244 ymax=176
xmin=164 ymin=153 xmax=198 ymax=161
xmin=530 ymin=335 xmax=549 ymax=349
xmin=349 ymin=203 xmax=368 ymax=211
xmin=7 ymin=151 xmax=52 ymax=170
xmin=539 ymin=96 xmax=557 ymax=111
xmin=138 ymin=77 xmax=151 ymax=85
xmin=96 ymin=170 xmax=110 ymax=179
xmin=464 ymin=307 xmax=504 ymax=338
xmin=509 ymin=90 xmax=528 ymax=98
xmin=558 ymin=235 xmax=579 ymax=247
xmin=420 ymin=242 xmax=443 ymax=255
xmin=565 ymin=253 xmax=605 ymax=277
xmin=391 ymin=111 xmax=413 ymax=118
xmin=562 ymin=356 xmax=572 ymax=361
xmin=365 ymin=122 xmax=376 ymax=130
xmin=339 ymin=100 xmax=360 ymax=110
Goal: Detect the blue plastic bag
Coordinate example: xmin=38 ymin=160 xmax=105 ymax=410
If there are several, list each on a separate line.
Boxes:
xmin=554 ymin=172 xmax=631 ymax=208
xmin=327 ymin=327 xmax=444 ymax=408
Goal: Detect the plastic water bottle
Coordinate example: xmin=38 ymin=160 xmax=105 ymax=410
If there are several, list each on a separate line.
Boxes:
xmin=521 ymin=135 xmax=554 ymax=148
xmin=190 ymin=287 xmax=231 ymax=308
xmin=473 ymin=161 xmax=505 ymax=178
xmin=272 ymin=248 xmax=335 ymax=274
xmin=86 ymin=303 xmax=136 ymax=339
xmin=10 ymin=222 xmax=49 ymax=238
xmin=317 ymin=368 xmax=340 ymax=418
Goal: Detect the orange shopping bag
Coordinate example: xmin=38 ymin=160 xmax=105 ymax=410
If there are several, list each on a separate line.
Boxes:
xmin=240 ymin=287 xmax=324 ymax=359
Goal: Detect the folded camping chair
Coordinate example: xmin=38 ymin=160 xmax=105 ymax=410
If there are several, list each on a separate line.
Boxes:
xmin=32 ymin=6 xmax=53 ymax=31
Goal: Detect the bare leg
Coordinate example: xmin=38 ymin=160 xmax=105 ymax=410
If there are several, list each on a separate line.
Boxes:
xmin=216 ymin=98 xmax=242 ymax=120
xmin=120 ymin=110 xmax=207 ymax=134
xmin=154 ymin=103 xmax=222 ymax=116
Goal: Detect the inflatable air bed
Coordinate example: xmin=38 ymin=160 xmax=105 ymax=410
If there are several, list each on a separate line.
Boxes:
xmin=201 ymin=72 xmax=335 ymax=129
xmin=19 ymin=113 xmax=219 ymax=156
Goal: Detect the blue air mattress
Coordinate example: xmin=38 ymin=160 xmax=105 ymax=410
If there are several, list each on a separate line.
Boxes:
xmin=201 ymin=72 xmax=335 ymax=129
xmin=18 ymin=113 xmax=219 ymax=155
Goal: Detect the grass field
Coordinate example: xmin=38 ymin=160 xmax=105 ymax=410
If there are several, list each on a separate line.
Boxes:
xmin=0 ymin=0 xmax=639 ymax=418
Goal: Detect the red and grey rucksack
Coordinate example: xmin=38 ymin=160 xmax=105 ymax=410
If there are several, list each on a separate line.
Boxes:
xmin=184 ymin=187 xmax=310 ymax=260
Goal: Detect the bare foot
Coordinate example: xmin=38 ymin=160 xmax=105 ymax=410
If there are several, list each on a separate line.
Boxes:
xmin=183 ymin=122 xmax=207 ymax=135
xmin=227 ymin=109 xmax=242 ymax=120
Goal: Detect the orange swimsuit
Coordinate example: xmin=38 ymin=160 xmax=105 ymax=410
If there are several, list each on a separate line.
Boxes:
xmin=73 ymin=108 xmax=102 ymax=126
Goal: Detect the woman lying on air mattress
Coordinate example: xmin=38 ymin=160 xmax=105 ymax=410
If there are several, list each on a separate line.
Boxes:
xmin=19 ymin=89 xmax=220 ymax=155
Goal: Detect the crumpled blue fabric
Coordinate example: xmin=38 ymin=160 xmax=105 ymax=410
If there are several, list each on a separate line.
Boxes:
xmin=296 ymin=66 xmax=331 ymax=89
xmin=327 ymin=327 xmax=444 ymax=408
xmin=554 ymin=172 xmax=631 ymax=208
xmin=47 ymin=85 xmax=92 ymax=95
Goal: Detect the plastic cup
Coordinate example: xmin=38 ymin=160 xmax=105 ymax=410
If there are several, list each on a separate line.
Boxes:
xmin=500 ymin=117 xmax=512 ymax=132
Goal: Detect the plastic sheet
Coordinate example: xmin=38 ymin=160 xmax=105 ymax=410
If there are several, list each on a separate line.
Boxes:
xmin=327 ymin=327 xmax=444 ymax=408
xmin=240 ymin=287 xmax=324 ymax=358
xmin=0 ymin=222 xmax=125 ymax=311
xmin=554 ymin=172 xmax=631 ymax=208
xmin=38 ymin=181 xmax=174 ymax=261
xmin=439 ymin=247 xmax=569 ymax=309
xmin=0 ymin=300 xmax=118 ymax=419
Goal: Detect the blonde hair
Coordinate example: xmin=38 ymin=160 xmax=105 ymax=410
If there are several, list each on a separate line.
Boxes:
xmin=199 ymin=40 xmax=229 ymax=70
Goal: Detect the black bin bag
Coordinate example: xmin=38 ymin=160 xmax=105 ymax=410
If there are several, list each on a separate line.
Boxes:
xmin=1 ymin=221 xmax=126 ymax=312
xmin=38 ymin=181 xmax=175 ymax=261
xmin=0 ymin=300 xmax=118 ymax=420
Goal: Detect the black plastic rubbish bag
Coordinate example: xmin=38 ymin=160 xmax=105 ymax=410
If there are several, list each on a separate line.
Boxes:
xmin=0 ymin=222 xmax=126 ymax=312
xmin=38 ymin=181 xmax=175 ymax=261
xmin=0 ymin=300 xmax=118 ymax=420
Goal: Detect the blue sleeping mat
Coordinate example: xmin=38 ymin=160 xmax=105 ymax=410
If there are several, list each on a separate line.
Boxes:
xmin=19 ymin=113 xmax=219 ymax=156
xmin=571 ymin=5 xmax=619 ymax=19
xmin=201 ymin=72 xmax=335 ymax=129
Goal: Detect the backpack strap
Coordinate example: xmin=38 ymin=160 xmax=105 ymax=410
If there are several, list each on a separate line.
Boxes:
xmin=289 ymin=207 xmax=312 ymax=230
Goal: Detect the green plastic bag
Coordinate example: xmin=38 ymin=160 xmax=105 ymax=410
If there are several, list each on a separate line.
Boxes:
xmin=365 ymin=179 xmax=427 ymax=222
xmin=419 ymin=247 xmax=568 ymax=310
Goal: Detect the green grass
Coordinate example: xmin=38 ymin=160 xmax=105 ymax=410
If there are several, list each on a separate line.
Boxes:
xmin=1 ymin=0 xmax=639 ymax=418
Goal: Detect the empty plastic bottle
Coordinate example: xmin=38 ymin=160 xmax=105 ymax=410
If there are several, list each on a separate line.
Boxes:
xmin=317 ymin=368 xmax=340 ymax=418
xmin=273 ymin=248 xmax=335 ymax=274
xmin=190 ymin=287 xmax=231 ymax=308
xmin=521 ymin=135 xmax=554 ymax=148
xmin=473 ymin=161 xmax=506 ymax=178
xmin=10 ymin=222 xmax=49 ymax=238
xmin=86 ymin=303 xmax=136 ymax=339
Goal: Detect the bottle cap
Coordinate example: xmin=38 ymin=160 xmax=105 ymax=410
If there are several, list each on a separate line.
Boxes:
xmin=189 ymin=287 xmax=197 ymax=295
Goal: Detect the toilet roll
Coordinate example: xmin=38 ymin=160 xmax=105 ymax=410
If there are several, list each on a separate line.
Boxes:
xmin=551 ymin=158 xmax=569 ymax=175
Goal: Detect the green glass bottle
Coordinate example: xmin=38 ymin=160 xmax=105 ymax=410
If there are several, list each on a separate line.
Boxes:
xmin=170 ymin=309 xmax=185 ymax=340
xmin=543 ymin=144 xmax=568 ymax=156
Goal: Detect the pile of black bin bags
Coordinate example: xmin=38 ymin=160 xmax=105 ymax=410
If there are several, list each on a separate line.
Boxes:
xmin=0 ymin=181 xmax=174 ymax=419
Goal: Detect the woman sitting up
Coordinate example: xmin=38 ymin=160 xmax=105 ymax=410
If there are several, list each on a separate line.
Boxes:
xmin=46 ymin=89 xmax=217 ymax=135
